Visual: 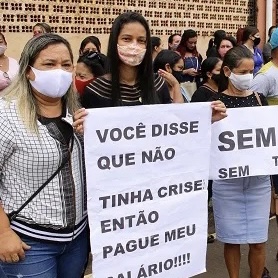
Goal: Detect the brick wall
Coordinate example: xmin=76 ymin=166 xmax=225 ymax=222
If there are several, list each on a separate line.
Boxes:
xmin=0 ymin=0 xmax=255 ymax=61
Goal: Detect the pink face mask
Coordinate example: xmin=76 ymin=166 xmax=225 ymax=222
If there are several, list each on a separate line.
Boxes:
xmin=117 ymin=43 xmax=146 ymax=66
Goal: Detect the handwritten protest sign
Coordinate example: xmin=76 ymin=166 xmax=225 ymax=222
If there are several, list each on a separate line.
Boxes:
xmin=84 ymin=103 xmax=212 ymax=278
xmin=210 ymin=105 xmax=278 ymax=179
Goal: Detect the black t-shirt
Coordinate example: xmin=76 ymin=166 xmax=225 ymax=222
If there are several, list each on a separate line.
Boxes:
xmin=81 ymin=74 xmax=171 ymax=108
xmin=211 ymin=92 xmax=268 ymax=108
xmin=38 ymin=116 xmax=73 ymax=145
xmin=191 ymin=84 xmax=218 ymax=103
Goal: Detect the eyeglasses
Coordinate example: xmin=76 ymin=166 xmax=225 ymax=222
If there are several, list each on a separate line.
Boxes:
xmin=3 ymin=72 xmax=10 ymax=80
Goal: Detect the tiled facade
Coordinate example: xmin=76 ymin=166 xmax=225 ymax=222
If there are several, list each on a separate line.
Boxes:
xmin=0 ymin=0 xmax=256 ymax=59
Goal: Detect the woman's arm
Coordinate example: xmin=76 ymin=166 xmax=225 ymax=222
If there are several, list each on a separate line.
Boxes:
xmin=158 ymin=69 xmax=184 ymax=103
xmin=0 ymin=206 xmax=30 ymax=263
xmin=73 ymin=108 xmax=88 ymax=134
xmin=211 ymin=100 xmax=227 ymax=123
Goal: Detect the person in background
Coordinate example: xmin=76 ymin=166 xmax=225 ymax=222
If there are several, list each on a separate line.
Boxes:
xmin=213 ymin=46 xmax=271 ymax=278
xmin=176 ymin=29 xmax=203 ymax=99
xmin=0 ymin=34 xmax=88 ymax=278
xmin=236 ymin=27 xmax=244 ymax=45
xmin=75 ymin=51 xmax=105 ymax=97
xmin=153 ymin=49 xmax=185 ymax=102
xmin=151 ymin=36 xmax=163 ymax=61
xmin=33 ymin=22 xmax=51 ymax=37
xmin=216 ymin=36 xmax=237 ymax=60
xmin=168 ymin=33 xmax=181 ymax=51
xmin=0 ymin=32 xmax=19 ymax=93
xmin=191 ymin=57 xmax=222 ymax=102
xmin=206 ymin=29 xmax=226 ymax=58
xmin=191 ymin=56 xmax=223 ymax=244
xmin=250 ymin=27 xmax=278 ymax=105
xmin=242 ymin=26 xmax=263 ymax=74
xmin=79 ymin=36 xmax=102 ymax=55
xmin=263 ymin=25 xmax=277 ymax=63
xmin=78 ymin=36 xmax=107 ymax=75
xmin=250 ymin=30 xmax=278 ymax=266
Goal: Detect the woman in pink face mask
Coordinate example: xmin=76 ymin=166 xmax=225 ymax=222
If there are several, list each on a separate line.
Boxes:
xmin=74 ymin=12 xmax=227 ymax=131
xmin=0 ymin=32 xmax=19 ymax=93
xmin=216 ymin=36 xmax=237 ymax=60
xmin=80 ymin=12 xmax=173 ymax=108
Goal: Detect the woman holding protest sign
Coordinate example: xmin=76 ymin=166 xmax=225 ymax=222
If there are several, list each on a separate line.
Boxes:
xmin=75 ymin=12 xmax=227 ymax=130
xmin=212 ymin=46 xmax=271 ymax=278
xmin=0 ymin=34 xmax=88 ymax=278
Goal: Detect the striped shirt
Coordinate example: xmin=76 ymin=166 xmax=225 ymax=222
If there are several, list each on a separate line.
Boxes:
xmin=0 ymin=100 xmax=87 ymax=242
xmin=81 ymin=74 xmax=171 ymax=108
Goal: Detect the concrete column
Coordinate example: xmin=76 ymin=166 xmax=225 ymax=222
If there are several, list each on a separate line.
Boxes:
xmin=272 ymin=0 xmax=277 ymax=27
xmin=256 ymin=0 xmax=266 ymax=47
xmin=266 ymin=0 xmax=273 ymax=36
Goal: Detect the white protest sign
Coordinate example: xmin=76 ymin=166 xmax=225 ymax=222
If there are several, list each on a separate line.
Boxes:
xmin=84 ymin=103 xmax=212 ymax=278
xmin=210 ymin=105 xmax=278 ymax=179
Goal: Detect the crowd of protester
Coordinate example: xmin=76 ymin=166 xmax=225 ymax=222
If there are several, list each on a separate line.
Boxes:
xmin=0 ymin=12 xmax=277 ymax=278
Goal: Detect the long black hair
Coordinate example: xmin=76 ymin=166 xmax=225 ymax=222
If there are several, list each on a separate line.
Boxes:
xmin=107 ymin=12 xmax=157 ymax=105
xmin=177 ymin=29 xmax=198 ymax=57
xmin=218 ymin=46 xmax=253 ymax=92
xmin=201 ymin=57 xmax=221 ymax=82
xmin=153 ymin=50 xmax=182 ymax=72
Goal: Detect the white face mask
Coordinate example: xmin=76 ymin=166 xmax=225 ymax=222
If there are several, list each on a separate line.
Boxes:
xmin=0 ymin=45 xmax=7 ymax=55
xmin=29 ymin=67 xmax=73 ymax=98
xmin=228 ymin=72 xmax=253 ymax=91
xmin=117 ymin=43 xmax=146 ymax=66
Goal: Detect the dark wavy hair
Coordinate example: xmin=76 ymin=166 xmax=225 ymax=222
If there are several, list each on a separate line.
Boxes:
xmin=176 ymin=29 xmax=199 ymax=57
xmin=153 ymin=50 xmax=182 ymax=72
xmin=107 ymin=12 xmax=157 ymax=105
